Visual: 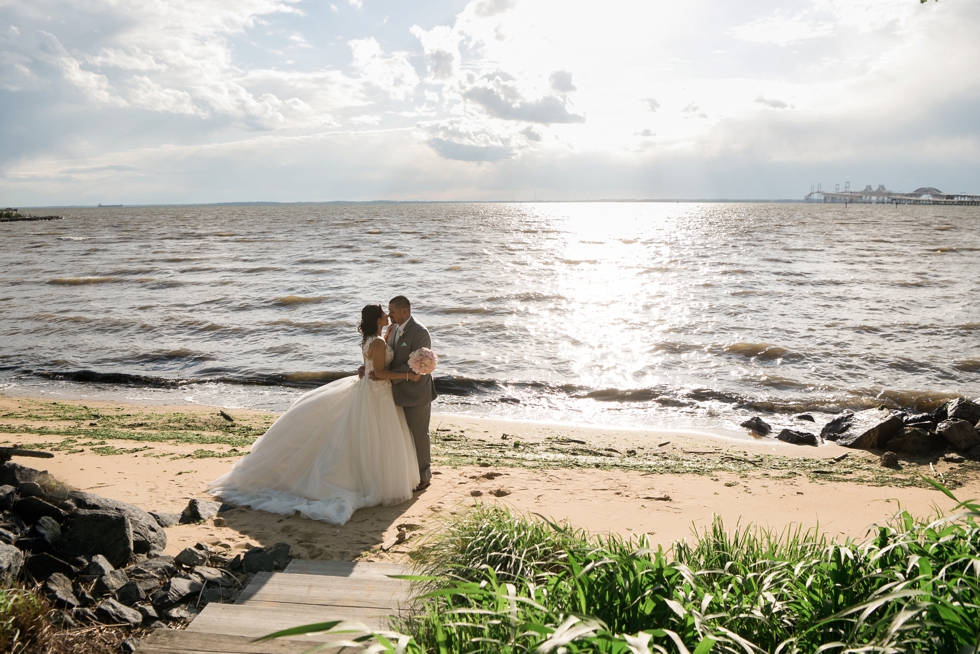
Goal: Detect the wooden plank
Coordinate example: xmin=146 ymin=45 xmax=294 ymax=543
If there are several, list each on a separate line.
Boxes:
xmin=136 ymin=629 xmax=337 ymax=654
xmin=185 ymin=601 xmax=400 ymax=638
xmin=236 ymin=572 xmax=410 ymax=608
xmin=283 ymin=560 xmax=412 ymax=578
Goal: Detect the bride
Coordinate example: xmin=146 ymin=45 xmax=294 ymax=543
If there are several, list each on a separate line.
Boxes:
xmin=206 ymin=304 xmax=422 ymax=525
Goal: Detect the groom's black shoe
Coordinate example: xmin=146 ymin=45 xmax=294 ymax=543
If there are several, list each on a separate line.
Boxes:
xmin=415 ymin=479 xmax=431 ymax=492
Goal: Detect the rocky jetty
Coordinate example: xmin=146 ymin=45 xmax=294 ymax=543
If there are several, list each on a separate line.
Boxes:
xmin=0 ymin=461 xmax=291 ymax=636
xmin=0 ymin=208 xmax=63 ymax=222
xmin=740 ymin=397 xmax=980 ymax=460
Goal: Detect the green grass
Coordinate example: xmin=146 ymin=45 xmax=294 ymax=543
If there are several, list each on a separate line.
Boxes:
xmin=263 ymin=481 xmax=980 ymax=653
xmin=0 ymin=587 xmax=49 ymax=653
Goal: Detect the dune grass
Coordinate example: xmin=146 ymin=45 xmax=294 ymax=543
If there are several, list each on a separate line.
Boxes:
xmin=263 ymin=480 xmax=980 ymax=653
xmin=0 ymin=587 xmax=50 ymax=653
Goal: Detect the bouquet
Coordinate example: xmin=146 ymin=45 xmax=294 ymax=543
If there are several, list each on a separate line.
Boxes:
xmin=408 ymin=347 xmax=438 ymax=375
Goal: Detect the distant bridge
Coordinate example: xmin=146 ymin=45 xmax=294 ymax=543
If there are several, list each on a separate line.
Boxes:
xmin=805 ymin=183 xmax=980 ymax=205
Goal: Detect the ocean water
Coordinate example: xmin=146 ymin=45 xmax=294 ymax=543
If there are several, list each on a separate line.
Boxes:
xmin=1 ymin=202 xmax=978 ymax=433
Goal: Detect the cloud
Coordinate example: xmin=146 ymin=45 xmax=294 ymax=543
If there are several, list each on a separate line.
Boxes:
xmin=464 ymin=83 xmax=584 ymax=124
xmin=417 ymin=119 xmax=518 ymax=161
xmin=521 ymin=125 xmax=542 ymax=141
xmin=349 ymin=38 xmax=419 ymax=101
xmin=549 ymin=70 xmax=575 ymax=93
xmin=729 ymin=15 xmax=835 ymax=46
xmin=428 ymin=138 xmax=512 ymax=162
xmin=754 ymin=96 xmax=789 ymax=109
xmin=636 ymin=129 xmax=654 ymax=137
xmin=474 ymin=0 xmax=516 ymax=19
xmin=643 ymin=98 xmax=660 ymax=112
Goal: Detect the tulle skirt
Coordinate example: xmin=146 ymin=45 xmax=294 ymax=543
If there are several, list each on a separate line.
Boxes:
xmin=207 ymin=376 xmax=420 ymax=525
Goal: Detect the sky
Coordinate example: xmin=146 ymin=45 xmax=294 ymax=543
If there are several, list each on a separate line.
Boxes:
xmin=1 ymin=0 xmax=978 ymax=204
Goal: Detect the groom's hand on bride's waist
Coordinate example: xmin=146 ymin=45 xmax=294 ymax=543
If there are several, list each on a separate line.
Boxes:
xmin=357 ymin=365 xmax=365 ymax=379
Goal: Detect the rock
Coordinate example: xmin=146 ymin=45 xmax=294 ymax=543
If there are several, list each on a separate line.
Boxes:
xmin=0 ymin=528 xmax=16 ymax=545
xmin=127 ymin=556 xmax=176 ymax=579
xmin=13 ymin=496 xmax=68 ymax=524
xmin=795 ymin=414 xmax=815 ymax=422
xmin=136 ymin=603 xmax=159 ymax=621
xmin=0 ymin=485 xmax=16 ymax=510
xmin=966 ymin=445 xmax=980 ymax=461
xmin=25 ymin=552 xmax=78 ymax=581
xmin=201 ymin=587 xmax=224 ymax=605
xmin=69 ymin=491 xmax=166 ymax=554
xmin=147 ymin=620 xmax=168 ymax=629
xmin=74 ymin=607 xmax=99 ymax=623
xmin=228 ymin=554 xmax=242 ymax=571
xmin=933 ymin=402 xmax=949 ymax=423
xmin=96 ymin=598 xmax=142 ymax=626
xmin=116 ymin=580 xmax=147 ymax=606
xmin=165 ymin=604 xmax=200 ymax=621
xmin=0 ymin=542 xmax=24 ymax=584
xmin=174 ymin=547 xmax=208 ymax=567
xmin=193 ymin=566 xmax=232 ymax=585
xmin=937 ymin=420 xmax=980 ymax=452
xmin=885 ymin=427 xmax=943 ymax=456
xmin=19 ymin=481 xmax=46 ymax=498
xmin=0 ymin=462 xmax=45 ymax=488
xmin=832 ymin=408 xmax=903 ymax=449
xmin=149 ymin=511 xmax=180 ymax=528
xmin=947 ymin=398 xmax=980 ymax=425
xmin=903 ymin=412 xmax=935 ymax=427
xmin=87 ymin=554 xmax=115 ymax=577
xmin=820 ymin=411 xmax=854 ymax=440
xmin=242 ymin=542 xmax=290 ymax=574
xmin=151 ymin=577 xmax=203 ymax=607
xmin=179 ymin=499 xmax=222 ymax=524
xmin=94 ymin=569 xmax=129 ymax=595
xmin=740 ymin=416 xmax=771 ymax=435
xmin=776 ymin=429 xmax=818 ymax=446
xmin=470 ymin=489 xmax=483 ymax=497
xmin=48 ymin=609 xmax=79 ymax=630
xmin=44 ymin=572 xmax=80 ymax=607
xmin=34 ymin=516 xmax=62 ymax=544
xmin=60 ymin=509 xmax=134 ymax=568
xmin=77 ymin=589 xmax=96 ymax=607
xmin=879 ymin=452 xmax=900 ymax=468
xmin=121 ymin=638 xmax=140 ymax=653
xmin=943 ymin=453 xmax=966 ymax=464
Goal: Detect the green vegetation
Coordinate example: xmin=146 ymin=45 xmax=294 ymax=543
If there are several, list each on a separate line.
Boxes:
xmin=265 ymin=481 xmax=980 ymax=652
xmin=0 ymin=587 xmax=49 ymax=653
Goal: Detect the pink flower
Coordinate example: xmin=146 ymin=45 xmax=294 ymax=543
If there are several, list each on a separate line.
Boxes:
xmin=408 ymin=347 xmax=438 ymax=375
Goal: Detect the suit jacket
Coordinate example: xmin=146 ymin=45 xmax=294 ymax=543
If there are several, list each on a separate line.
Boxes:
xmin=388 ymin=316 xmax=438 ymax=408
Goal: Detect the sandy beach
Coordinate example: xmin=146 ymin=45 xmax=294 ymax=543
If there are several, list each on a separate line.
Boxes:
xmin=2 ymin=394 xmax=978 ymax=564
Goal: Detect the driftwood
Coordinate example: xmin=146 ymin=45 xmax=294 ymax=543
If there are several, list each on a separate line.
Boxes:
xmin=0 ymin=447 xmax=55 ymax=465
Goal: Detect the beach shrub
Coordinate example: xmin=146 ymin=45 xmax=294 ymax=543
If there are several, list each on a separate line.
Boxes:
xmin=265 ymin=485 xmax=980 ymax=652
xmin=0 ymin=587 xmax=50 ymax=653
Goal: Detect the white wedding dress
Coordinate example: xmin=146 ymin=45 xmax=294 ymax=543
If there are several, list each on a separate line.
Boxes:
xmin=207 ymin=336 xmax=420 ymax=525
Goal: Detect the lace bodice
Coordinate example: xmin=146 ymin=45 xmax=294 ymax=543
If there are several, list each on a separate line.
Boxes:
xmin=362 ymin=335 xmax=394 ymax=376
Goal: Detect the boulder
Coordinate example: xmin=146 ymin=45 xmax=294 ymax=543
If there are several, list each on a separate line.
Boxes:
xmin=937 ymin=420 xmax=980 ymax=452
xmin=126 ymin=557 xmax=176 ymax=579
xmin=151 ymin=577 xmax=203 ymax=607
xmin=24 ymin=552 xmax=78 ymax=581
xmin=885 ymin=427 xmax=944 ymax=456
xmin=179 ymin=499 xmax=222 ymax=524
xmin=87 ymin=554 xmax=115 ymax=577
xmin=966 ymin=445 xmax=980 ymax=461
xmin=0 ymin=462 xmax=45 ymax=488
xmin=933 ymin=402 xmax=949 ymax=423
xmin=0 ymin=542 xmax=24 ymax=584
xmin=44 ymin=572 xmax=80 ymax=608
xmin=776 ymin=429 xmax=818 ymax=446
xmin=60 ymin=509 xmax=134 ymax=568
xmin=94 ymin=569 xmax=130 ymax=595
xmin=193 ymin=566 xmax=233 ymax=585
xmin=174 ymin=546 xmax=208 ymax=567
xmin=165 ymin=604 xmax=200 ymax=621
xmin=242 ymin=542 xmax=290 ymax=573
xmin=831 ymin=408 xmax=903 ymax=450
xmin=0 ymin=527 xmax=16 ymax=545
xmin=943 ymin=453 xmax=966 ymax=464
xmin=795 ymin=414 xmax=815 ymax=422
xmin=137 ymin=603 xmax=159 ymax=621
xmin=48 ymin=609 xmax=79 ymax=630
xmin=740 ymin=416 xmax=771 ymax=435
xmin=115 ymin=580 xmax=147 ymax=606
xmin=820 ymin=411 xmax=854 ymax=440
xmin=69 ymin=491 xmax=166 ymax=554
xmin=19 ymin=481 xmax=46 ymax=498
xmin=903 ymin=412 xmax=935 ymax=426
xmin=34 ymin=515 xmax=62 ymax=545
xmin=96 ymin=598 xmax=143 ymax=626
xmin=0 ymin=485 xmax=16 ymax=510
xmin=13 ymin=496 xmax=68 ymax=524
xmin=149 ymin=511 xmax=180 ymax=528
xmin=879 ymin=452 xmax=900 ymax=468
xmin=947 ymin=398 xmax=980 ymax=425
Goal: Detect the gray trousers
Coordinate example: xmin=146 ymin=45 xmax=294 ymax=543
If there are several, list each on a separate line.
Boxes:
xmin=402 ymin=403 xmax=431 ymax=482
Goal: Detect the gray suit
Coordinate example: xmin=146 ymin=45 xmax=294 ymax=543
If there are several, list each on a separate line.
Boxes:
xmin=387 ymin=316 xmax=437 ymax=481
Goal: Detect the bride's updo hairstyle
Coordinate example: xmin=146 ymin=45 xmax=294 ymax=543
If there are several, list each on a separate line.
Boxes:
xmin=358 ymin=304 xmax=384 ymax=344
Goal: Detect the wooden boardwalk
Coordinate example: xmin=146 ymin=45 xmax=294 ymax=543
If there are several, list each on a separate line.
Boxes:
xmin=136 ymin=561 xmax=414 ymax=654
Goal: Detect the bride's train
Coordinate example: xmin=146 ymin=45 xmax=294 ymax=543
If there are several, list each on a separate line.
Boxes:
xmin=207 ymin=344 xmax=420 ymax=525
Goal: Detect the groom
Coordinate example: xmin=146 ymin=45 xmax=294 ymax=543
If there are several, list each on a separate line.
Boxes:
xmin=373 ymin=295 xmax=437 ymax=490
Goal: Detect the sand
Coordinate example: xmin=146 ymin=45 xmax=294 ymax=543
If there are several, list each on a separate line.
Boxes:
xmin=2 ymin=394 xmax=978 ymax=564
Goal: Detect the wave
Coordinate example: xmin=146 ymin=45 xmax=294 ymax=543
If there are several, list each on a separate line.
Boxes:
xmin=47 ymin=277 xmax=124 ymax=285
xmin=272 ymin=295 xmax=326 ymax=306
xmin=720 ymin=342 xmax=797 ymax=361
